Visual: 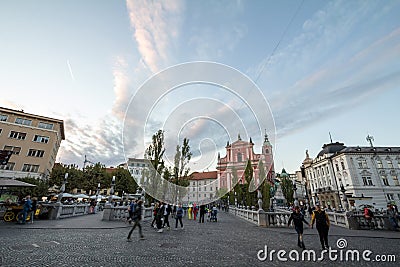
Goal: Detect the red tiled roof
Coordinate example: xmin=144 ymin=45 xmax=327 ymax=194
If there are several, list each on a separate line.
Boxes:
xmin=189 ymin=171 xmax=217 ymax=180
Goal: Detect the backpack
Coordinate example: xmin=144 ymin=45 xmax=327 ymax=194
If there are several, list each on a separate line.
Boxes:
xmin=129 ymin=202 xmax=136 ymax=213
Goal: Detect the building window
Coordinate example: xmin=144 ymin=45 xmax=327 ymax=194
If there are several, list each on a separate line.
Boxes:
xmin=0 ymin=114 xmax=8 ymax=121
xmin=192 ymin=194 xmax=195 ymax=197
xmin=27 ymin=149 xmax=45 ymax=157
xmin=387 ymin=194 xmax=394 ymax=201
xmin=381 ymin=175 xmax=389 ymax=186
xmin=387 ymin=160 xmax=394 ymax=168
xmin=335 ymin=164 xmax=340 ymax=171
xmin=362 ymin=176 xmax=373 ymax=186
xmin=392 ymin=176 xmax=399 ymax=186
xmin=0 ymin=162 xmax=15 ymax=170
xmin=38 ymin=122 xmax=54 ymax=130
xmin=376 ymin=159 xmax=383 ymax=168
xmin=0 ymin=128 xmax=2 ymax=135
xmin=15 ymin=118 xmax=32 ymax=126
xmin=3 ymin=145 xmax=21 ymax=155
xmin=237 ymin=153 xmax=242 ymax=162
xmin=341 ymin=162 xmax=345 ymax=170
xmin=9 ymin=131 xmax=27 ymax=140
xmin=22 ymin=164 xmax=39 ymax=172
xmin=358 ymin=159 xmax=368 ymax=169
xmin=33 ymin=135 xmax=49 ymax=143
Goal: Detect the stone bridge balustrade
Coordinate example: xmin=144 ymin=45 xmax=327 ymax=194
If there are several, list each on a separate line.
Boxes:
xmin=102 ymin=205 xmax=153 ymax=221
xmin=229 ymin=206 xmax=396 ymax=231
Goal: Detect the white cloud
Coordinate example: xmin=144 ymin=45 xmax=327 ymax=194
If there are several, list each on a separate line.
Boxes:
xmin=126 ymin=0 xmax=184 ymax=73
xmin=254 ymin=1 xmax=400 ymax=138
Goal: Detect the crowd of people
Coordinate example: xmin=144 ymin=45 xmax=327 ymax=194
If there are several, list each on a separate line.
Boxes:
xmin=286 ymin=202 xmax=400 ymax=250
xmin=126 ymin=200 xmax=220 ymax=241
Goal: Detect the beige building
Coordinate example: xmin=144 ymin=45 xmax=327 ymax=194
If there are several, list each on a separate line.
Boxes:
xmin=187 ymin=171 xmax=218 ymax=204
xmin=0 ymin=107 xmax=65 ymax=179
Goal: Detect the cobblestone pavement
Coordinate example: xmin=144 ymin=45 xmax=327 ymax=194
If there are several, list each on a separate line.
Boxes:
xmin=0 ymin=211 xmax=399 ymax=267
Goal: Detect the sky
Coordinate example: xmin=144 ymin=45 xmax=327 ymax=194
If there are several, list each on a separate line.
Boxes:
xmin=1 ymin=0 xmax=399 ymax=174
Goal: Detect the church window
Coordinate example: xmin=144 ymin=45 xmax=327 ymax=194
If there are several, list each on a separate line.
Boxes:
xmin=237 ymin=153 xmax=242 ymax=162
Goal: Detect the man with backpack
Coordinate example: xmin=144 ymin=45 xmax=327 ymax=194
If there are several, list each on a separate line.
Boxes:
xmin=127 ymin=200 xmax=144 ymax=241
xmin=127 ymin=200 xmax=137 ymax=224
xmin=310 ymin=204 xmax=330 ymax=250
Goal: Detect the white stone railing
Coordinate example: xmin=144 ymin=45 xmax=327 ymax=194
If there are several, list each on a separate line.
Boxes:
xmin=326 ymin=212 xmax=349 ymax=228
xmin=229 ymin=206 xmax=291 ymax=227
xmin=229 ymin=207 xmax=259 ymax=224
xmin=58 ymin=204 xmax=89 ymax=218
xmin=102 ymin=205 xmax=153 ymax=221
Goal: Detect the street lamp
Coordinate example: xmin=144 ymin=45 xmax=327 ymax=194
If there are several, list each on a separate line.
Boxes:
xmin=108 ymin=176 xmax=115 ymax=205
xmin=234 ymin=191 xmax=237 ymax=215
xmin=58 ymin=173 xmax=68 ymax=203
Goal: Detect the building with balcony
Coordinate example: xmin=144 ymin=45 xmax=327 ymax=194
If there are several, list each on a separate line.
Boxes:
xmin=302 ymin=141 xmax=400 ymax=210
xmin=0 ymin=107 xmax=65 ymax=179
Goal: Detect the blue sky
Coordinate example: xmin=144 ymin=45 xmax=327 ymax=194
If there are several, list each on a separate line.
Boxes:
xmin=1 ymin=0 xmax=399 ymax=174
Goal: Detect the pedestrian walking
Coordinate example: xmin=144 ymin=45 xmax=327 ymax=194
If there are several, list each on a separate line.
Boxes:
xmin=387 ymin=204 xmax=399 ymax=231
xmin=18 ymin=195 xmax=32 ymax=224
xmin=162 ymin=203 xmax=171 ymax=230
xmin=151 ymin=203 xmax=159 ymax=228
xmin=127 ymin=200 xmax=144 ymax=241
xmin=310 ymin=204 xmax=330 ymax=250
xmin=199 ymin=204 xmax=206 ymax=223
xmin=188 ymin=204 xmax=192 ymax=220
xmin=193 ymin=203 xmax=198 ymax=221
xmin=30 ymin=197 xmax=37 ymax=224
xmin=127 ymin=200 xmax=137 ymax=224
xmin=175 ymin=204 xmax=184 ymax=229
xmin=288 ymin=206 xmax=309 ymax=249
xmin=156 ymin=202 xmax=165 ymax=233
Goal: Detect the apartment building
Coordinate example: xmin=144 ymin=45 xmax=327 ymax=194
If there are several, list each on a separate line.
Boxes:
xmin=0 ymin=107 xmax=65 ymax=179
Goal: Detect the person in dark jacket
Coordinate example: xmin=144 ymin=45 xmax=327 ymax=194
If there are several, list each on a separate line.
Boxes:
xmin=310 ymin=204 xmax=330 ymax=250
xmin=175 ymin=204 xmax=184 ymax=229
xmin=156 ymin=202 xmax=165 ymax=233
xmin=288 ymin=206 xmax=309 ymax=249
xmin=199 ymin=204 xmax=206 ymax=223
xmin=127 ymin=200 xmax=144 ymax=241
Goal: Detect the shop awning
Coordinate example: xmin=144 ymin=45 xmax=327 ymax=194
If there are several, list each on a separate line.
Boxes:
xmin=0 ymin=178 xmax=36 ymax=187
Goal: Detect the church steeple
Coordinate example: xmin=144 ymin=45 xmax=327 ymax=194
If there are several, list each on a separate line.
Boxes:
xmin=263 ymin=129 xmax=271 ymax=146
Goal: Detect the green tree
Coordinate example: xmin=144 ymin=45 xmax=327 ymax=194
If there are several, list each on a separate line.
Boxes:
xmin=244 ymin=159 xmax=256 ymax=207
xmin=144 ymin=129 xmax=166 ymax=203
xmin=280 ymin=177 xmax=294 ymax=205
xmin=172 ymin=137 xmax=192 ymax=202
xmin=112 ymin=167 xmax=138 ymax=197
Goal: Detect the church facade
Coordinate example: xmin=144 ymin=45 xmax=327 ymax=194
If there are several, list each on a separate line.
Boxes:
xmin=217 ymin=133 xmax=275 ymax=191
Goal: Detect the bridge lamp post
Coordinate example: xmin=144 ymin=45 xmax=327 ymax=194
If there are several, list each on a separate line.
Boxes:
xmin=108 ymin=176 xmax=115 ymax=205
xmin=58 ymin=173 xmax=68 ymax=203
